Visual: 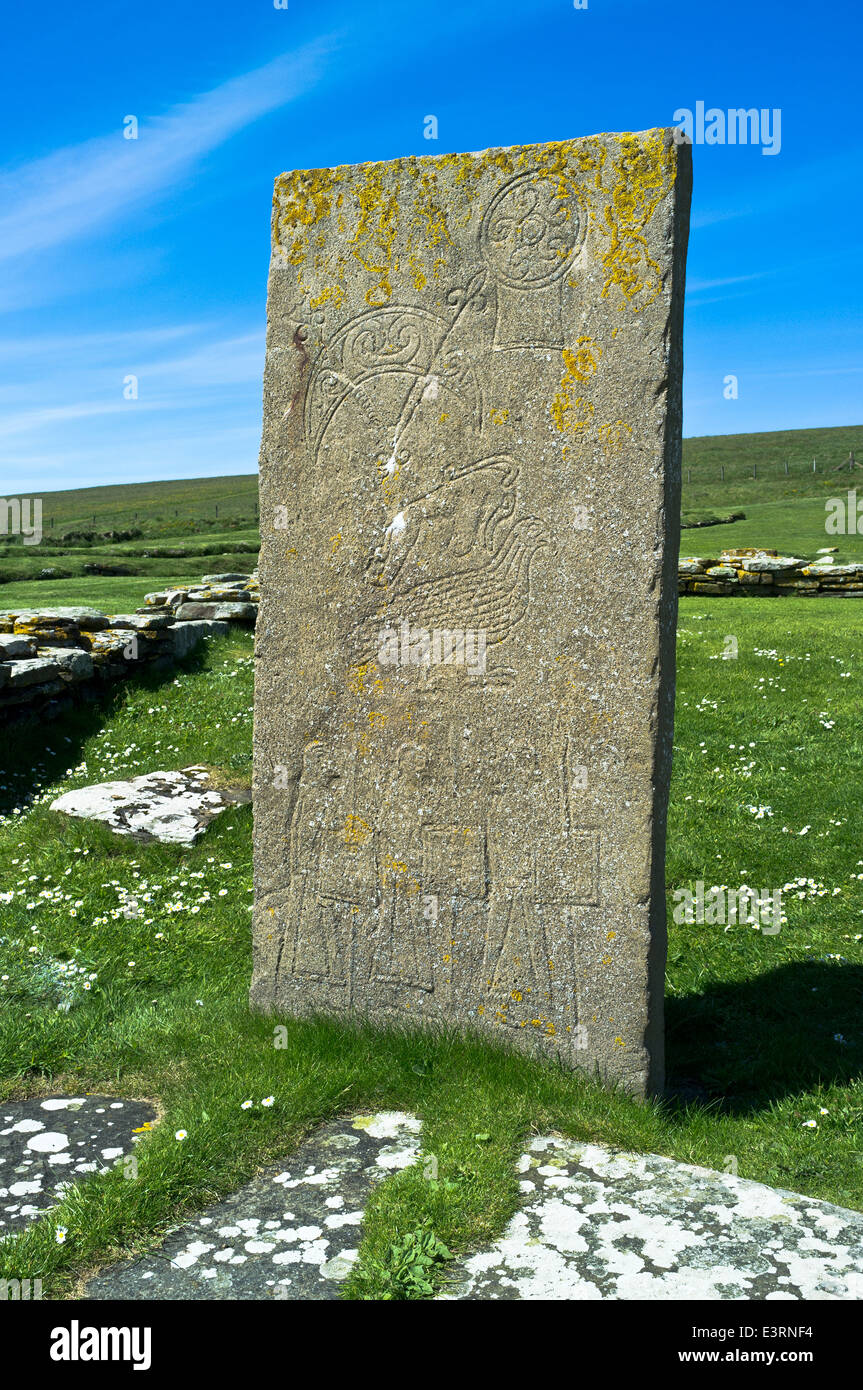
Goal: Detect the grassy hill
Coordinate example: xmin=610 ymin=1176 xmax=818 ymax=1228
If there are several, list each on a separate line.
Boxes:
xmin=680 ymin=424 xmax=863 ymax=560
xmin=24 ymin=474 xmax=260 ymax=539
xmin=2 ymin=425 xmax=862 ymax=606
xmin=682 ymin=423 xmax=862 ymax=491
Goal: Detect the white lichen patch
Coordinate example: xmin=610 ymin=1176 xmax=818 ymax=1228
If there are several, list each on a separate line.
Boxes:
xmin=86 ymin=1112 xmax=423 ymax=1301
xmin=0 ymin=1095 xmax=155 ymax=1234
xmin=351 ymin=1112 xmax=422 ymax=1140
xmin=443 ymin=1137 xmax=863 ymax=1301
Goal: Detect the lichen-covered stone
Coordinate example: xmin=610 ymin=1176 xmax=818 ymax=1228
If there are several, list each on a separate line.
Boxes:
xmin=37 ymin=648 xmax=94 ymax=682
xmin=0 ymin=583 xmax=253 ymax=722
xmin=50 ymin=767 xmax=251 ymax=845
xmin=251 ymin=130 xmax=692 ymax=1096
xmin=186 ymin=588 xmax=257 ymax=603
xmin=85 ymin=1113 xmax=421 ymax=1300
xmin=443 ymin=1136 xmax=863 ymax=1301
xmin=739 ymin=555 xmax=805 ymax=573
xmin=13 ymin=617 xmax=83 ymax=647
xmin=692 ymin=580 xmax=738 ymax=594
xmin=802 ymin=563 xmax=863 ymax=578
xmin=12 ymin=607 xmax=109 ymax=630
xmin=82 ymin=630 xmax=137 ymax=663
xmin=0 ymin=1096 xmax=157 ymax=1236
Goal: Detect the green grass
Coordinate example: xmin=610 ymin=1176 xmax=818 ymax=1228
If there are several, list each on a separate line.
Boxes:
xmin=680 ymin=495 xmax=863 ymax=563
xmin=0 ymin=600 xmax=861 ymax=1299
xmin=682 ymin=423 xmax=863 ymax=496
xmin=0 ymin=532 xmax=259 ymax=607
xmin=0 ymin=572 xmax=255 ymax=615
xmin=679 ymin=423 xmax=863 ymax=547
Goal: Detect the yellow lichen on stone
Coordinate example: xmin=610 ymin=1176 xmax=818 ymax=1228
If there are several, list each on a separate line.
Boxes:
xmin=346 ymin=661 xmax=374 ymax=695
xmin=310 ymin=285 xmax=345 ymax=310
xmin=348 ymin=164 xmax=400 ymax=307
xmin=407 ymin=253 xmax=426 ymax=291
xmin=273 ymin=167 xmax=341 ymax=266
xmin=342 ymin=815 xmax=372 ymax=846
xmin=598 ymin=420 xmax=633 ymax=455
xmin=550 ymin=344 xmax=598 ymax=436
xmin=375 ymin=452 xmax=400 ymax=506
xmin=550 ymin=340 xmax=602 ymax=435
xmin=600 ymin=130 xmax=675 ymax=310
xmin=407 ymin=163 xmax=453 ymax=267
xmin=520 ymin=139 xmax=604 ymax=232
xmin=379 ymin=852 xmax=408 ymax=887
xmin=564 ymin=338 xmax=601 ymax=382
xmin=432 ymin=147 xmax=516 ymax=227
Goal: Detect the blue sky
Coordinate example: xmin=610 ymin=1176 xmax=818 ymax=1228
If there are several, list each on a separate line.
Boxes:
xmin=1 ymin=0 xmax=860 ymax=493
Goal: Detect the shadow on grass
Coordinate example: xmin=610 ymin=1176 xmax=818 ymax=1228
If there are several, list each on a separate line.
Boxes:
xmin=666 ymin=959 xmax=863 ymax=1112
xmin=0 ymin=643 xmax=212 ymax=815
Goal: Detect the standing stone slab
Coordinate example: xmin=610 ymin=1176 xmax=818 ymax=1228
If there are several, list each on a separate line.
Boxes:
xmin=252 ymin=130 xmax=691 ymax=1095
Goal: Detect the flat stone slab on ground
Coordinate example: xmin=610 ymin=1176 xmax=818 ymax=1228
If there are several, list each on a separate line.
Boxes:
xmin=86 ymin=1112 xmax=421 ymax=1301
xmin=443 ymin=1136 xmax=863 ymax=1300
xmin=1 ymin=1095 xmax=156 ymax=1234
xmin=49 ymin=766 xmax=251 ymax=846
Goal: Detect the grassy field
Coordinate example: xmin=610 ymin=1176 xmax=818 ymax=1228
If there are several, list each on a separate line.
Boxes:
xmin=0 ymin=597 xmax=861 ymax=1300
xmin=11 ymin=475 xmax=260 ymax=538
xmin=0 ymin=571 xmax=257 ymax=617
xmin=682 ymin=422 xmax=863 ymax=496
xmin=680 ymin=496 xmax=863 ymax=563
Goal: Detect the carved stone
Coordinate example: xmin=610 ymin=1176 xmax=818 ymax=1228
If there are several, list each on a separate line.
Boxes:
xmin=252 ymin=130 xmax=692 ymax=1096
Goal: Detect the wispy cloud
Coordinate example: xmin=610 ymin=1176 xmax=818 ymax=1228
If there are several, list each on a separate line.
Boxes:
xmin=0 ymin=326 xmax=264 ymax=439
xmin=0 ymin=325 xmax=204 ymax=360
xmin=0 ymin=38 xmax=337 ymax=265
xmin=686 ymin=272 xmax=769 ymax=293
xmin=0 ymin=318 xmax=266 ymax=491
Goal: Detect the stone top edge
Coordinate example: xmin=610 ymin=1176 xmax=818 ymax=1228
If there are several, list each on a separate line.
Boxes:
xmin=271 ymin=126 xmax=680 ymax=185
